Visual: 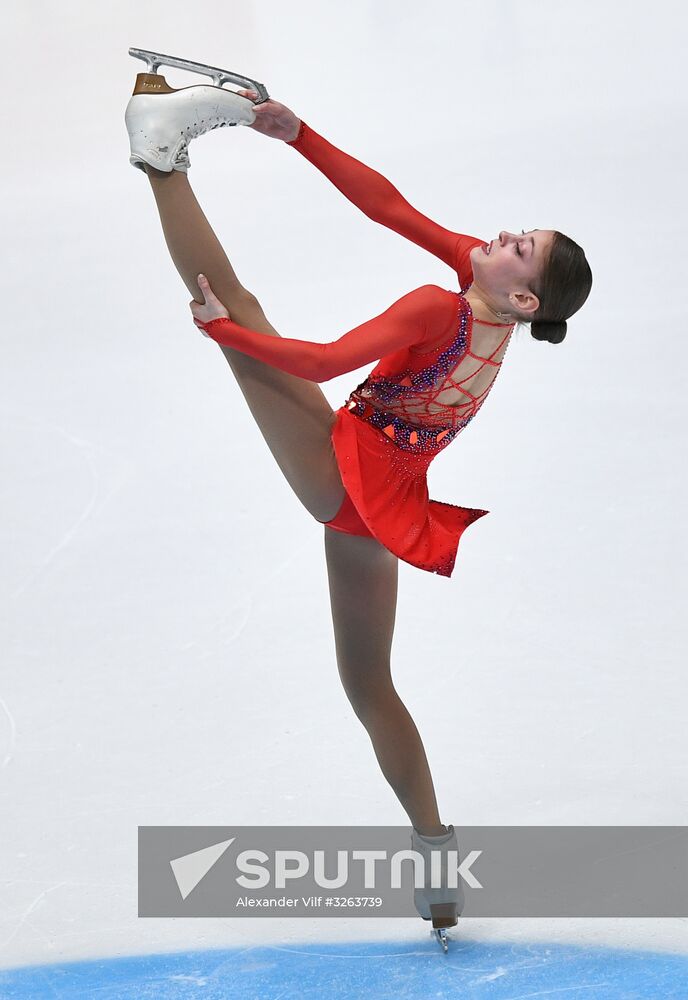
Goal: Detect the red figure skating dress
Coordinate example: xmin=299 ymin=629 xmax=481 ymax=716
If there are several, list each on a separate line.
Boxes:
xmin=198 ymin=121 xmax=514 ymax=577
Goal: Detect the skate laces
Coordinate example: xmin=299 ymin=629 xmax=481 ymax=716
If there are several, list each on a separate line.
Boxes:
xmin=181 ymin=118 xmax=230 ymax=142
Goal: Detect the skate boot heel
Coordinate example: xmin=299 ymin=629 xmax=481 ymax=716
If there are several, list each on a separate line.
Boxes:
xmin=429 ymin=902 xmax=458 ymax=929
xmin=132 ymin=72 xmax=176 ymax=96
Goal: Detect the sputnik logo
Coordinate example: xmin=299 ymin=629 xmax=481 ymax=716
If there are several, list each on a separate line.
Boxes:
xmin=170 ymin=837 xmax=236 ymax=900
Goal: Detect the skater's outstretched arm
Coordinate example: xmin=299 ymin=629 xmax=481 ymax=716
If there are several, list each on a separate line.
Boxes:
xmin=240 ymin=92 xmax=485 ymax=285
xmin=191 ymin=275 xmax=457 ymax=383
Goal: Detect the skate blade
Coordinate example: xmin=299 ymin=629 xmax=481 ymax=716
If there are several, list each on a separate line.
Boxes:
xmin=433 ymin=927 xmax=449 ymax=953
xmin=129 ymin=47 xmax=270 ymax=103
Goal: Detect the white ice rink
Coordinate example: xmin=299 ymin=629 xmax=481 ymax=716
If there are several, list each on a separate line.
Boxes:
xmin=1 ymin=0 xmax=687 ymax=995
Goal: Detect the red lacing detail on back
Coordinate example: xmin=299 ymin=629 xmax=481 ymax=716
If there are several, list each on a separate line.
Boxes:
xmin=440 ymin=334 xmax=510 ymax=424
xmin=354 ymin=292 xmax=513 ymax=431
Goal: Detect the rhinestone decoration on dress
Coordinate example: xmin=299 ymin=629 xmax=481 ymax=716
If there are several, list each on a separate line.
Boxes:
xmin=342 ymin=289 xmax=512 ymax=456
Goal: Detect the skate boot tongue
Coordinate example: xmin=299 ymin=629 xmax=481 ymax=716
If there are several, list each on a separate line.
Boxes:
xmin=173 ymin=140 xmax=190 ymax=173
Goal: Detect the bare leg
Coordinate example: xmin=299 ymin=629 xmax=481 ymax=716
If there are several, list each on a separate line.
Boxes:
xmin=144 ymin=166 xmax=446 ymax=829
xmin=145 ymin=165 xmax=346 ymax=522
xmin=324 ymin=528 xmax=447 ymax=835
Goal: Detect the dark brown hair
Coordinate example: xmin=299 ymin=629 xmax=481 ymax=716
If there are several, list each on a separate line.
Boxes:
xmin=515 ymin=231 xmax=592 ymax=344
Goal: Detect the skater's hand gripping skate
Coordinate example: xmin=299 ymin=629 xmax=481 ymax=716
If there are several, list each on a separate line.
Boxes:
xmin=237 ymin=90 xmax=301 ymax=142
xmin=190 ymin=275 xmax=230 ymax=335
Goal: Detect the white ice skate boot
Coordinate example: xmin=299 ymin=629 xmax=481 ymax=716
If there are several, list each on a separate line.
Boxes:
xmin=410 ymin=823 xmax=464 ymax=953
xmin=125 ymin=47 xmax=270 ymax=174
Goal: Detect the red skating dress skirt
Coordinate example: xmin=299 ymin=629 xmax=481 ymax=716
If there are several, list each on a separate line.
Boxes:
xmin=322 ymin=291 xmax=512 ymax=578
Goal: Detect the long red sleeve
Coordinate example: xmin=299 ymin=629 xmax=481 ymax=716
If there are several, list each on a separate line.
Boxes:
xmin=286 ymin=121 xmax=485 ymax=288
xmin=198 ymin=284 xmax=458 ymax=382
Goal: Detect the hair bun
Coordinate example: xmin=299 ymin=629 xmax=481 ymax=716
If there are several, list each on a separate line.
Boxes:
xmin=531 ymin=319 xmax=567 ymax=344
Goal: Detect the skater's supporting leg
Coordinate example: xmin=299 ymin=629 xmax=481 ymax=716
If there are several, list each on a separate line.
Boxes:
xmin=324 ymin=528 xmax=447 ymax=836
xmin=145 ymin=166 xmax=346 ymax=522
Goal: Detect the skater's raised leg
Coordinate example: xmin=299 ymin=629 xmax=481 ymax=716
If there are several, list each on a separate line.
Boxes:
xmin=324 ymin=528 xmax=448 ymax=836
xmin=144 ymin=166 xmax=346 ymax=522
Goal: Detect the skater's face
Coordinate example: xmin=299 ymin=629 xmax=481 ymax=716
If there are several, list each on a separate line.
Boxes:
xmin=470 ymin=229 xmax=556 ymax=317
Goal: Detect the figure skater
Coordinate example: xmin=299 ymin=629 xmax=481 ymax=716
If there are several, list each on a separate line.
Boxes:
xmin=125 ymin=55 xmax=592 ymax=948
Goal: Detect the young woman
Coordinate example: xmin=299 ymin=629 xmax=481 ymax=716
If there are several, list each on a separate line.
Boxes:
xmin=125 ymin=69 xmax=592 ymax=940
